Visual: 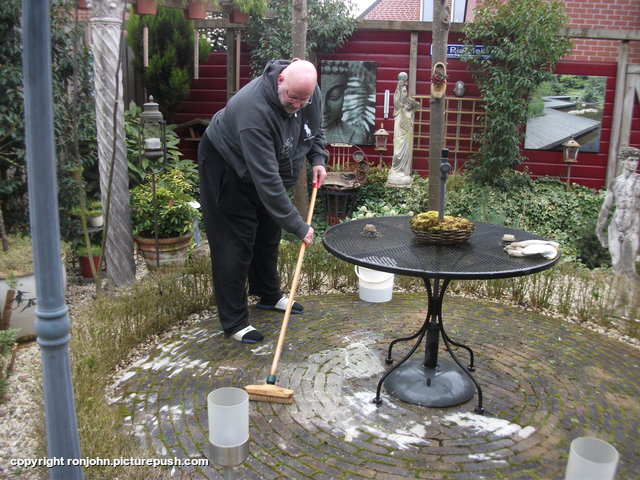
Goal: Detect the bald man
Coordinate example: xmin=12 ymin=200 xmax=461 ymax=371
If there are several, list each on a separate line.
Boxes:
xmin=199 ymin=59 xmax=328 ymax=343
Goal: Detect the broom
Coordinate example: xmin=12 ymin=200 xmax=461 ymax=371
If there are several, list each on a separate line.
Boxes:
xmin=245 ymin=182 xmax=320 ymax=404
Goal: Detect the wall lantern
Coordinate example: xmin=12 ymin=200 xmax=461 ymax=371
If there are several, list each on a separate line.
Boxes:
xmin=374 ymin=123 xmax=390 ymax=166
xmin=139 ymin=96 xmax=167 ymax=270
xmin=562 ymin=137 xmax=580 ymax=190
xmin=453 ymin=80 xmax=466 ymax=97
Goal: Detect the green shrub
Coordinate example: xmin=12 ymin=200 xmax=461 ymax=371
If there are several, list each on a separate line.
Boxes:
xmin=0 ymin=329 xmax=18 ymax=401
xmin=126 ymin=7 xmax=211 ymax=122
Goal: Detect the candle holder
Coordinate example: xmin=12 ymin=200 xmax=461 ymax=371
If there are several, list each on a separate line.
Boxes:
xmin=206 ymin=387 xmax=250 ymax=480
xmin=139 ymin=96 xmax=168 ymax=270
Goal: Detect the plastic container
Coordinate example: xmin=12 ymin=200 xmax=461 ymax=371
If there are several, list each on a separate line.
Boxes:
xmin=207 ymin=387 xmax=249 ymax=448
xmin=355 ymin=266 xmax=394 ymax=303
xmin=564 ymin=437 xmax=619 ymax=480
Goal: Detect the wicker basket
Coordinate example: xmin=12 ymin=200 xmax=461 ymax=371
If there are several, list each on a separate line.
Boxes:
xmin=411 ymin=224 xmax=475 ymax=245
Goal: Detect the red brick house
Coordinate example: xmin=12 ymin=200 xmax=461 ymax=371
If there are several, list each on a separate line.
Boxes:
xmin=361 ymin=0 xmax=640 ymax=64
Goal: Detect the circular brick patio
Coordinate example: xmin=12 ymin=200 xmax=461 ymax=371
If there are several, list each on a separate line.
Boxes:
xmin=111 ymin=293 xmax=640 ymax=479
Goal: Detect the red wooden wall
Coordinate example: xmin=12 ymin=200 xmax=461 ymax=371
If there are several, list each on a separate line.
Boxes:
xmin=174 ymin=29 xmax=635 ymax=190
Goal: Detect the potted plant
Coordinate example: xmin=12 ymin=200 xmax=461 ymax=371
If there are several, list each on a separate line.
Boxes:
xmin=71 ymin=200 xmax=103 ymax=229
xmin=183 ymin=0 xmax=219 ymax=19
xmin=430 ymin=62 xmax=447 ymax=99
xmin=74 ymin=244 xmax=102 ymax=279
xmin=130 ymin=169 xmax=200 ymax=271
xmin=134 ymin=0 xmax=158 ymax=15
xmin=219 ymin=0 xmax=267 ymax=23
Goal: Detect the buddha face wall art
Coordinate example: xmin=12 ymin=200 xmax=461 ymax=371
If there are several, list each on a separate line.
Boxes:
xmin=320 ymin=60 xmax=377 ymax=146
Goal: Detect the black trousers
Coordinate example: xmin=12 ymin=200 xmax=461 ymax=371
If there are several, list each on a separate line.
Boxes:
xmin=198 ymin=136 xmax=283 ymax=334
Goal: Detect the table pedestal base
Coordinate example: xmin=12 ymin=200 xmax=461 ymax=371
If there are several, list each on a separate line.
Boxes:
xmin=384 ymin=358 xmax=475 ymax=407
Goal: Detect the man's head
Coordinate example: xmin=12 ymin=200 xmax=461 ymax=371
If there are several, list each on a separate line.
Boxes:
xmin=277 ymin=59 xmax=317 ymax=114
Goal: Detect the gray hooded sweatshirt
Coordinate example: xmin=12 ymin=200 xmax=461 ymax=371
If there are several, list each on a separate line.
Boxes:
xmin=204 ymin=59 xmax=328 ymax=239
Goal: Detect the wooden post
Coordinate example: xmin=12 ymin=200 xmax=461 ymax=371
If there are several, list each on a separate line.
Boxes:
xmin=607 ymin=40 xmax=628 ymax=184
xmin=428 ymin=0 xmax=450 ymax=211
xmin=291 ymin=0 xmax=310 ymax=220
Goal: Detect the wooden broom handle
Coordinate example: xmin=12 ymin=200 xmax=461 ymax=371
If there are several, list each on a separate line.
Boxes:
xmin=270 ymin=183 xmax=319 ymax=376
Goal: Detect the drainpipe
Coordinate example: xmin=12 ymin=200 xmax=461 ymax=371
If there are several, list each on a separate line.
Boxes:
xmin=22 ymin=0 xmax=83 ymax=478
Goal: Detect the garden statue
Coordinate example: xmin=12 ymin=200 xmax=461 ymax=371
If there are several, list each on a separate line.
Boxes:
xmin=596 ymin=146 xmax=640 ymax=282
xmin=387 ymin=72 xmax=420 ymax=188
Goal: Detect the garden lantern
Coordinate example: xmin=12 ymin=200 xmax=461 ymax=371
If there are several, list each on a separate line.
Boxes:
xmin=374 ymin=123 xmax=389 ymax=166
xmin=140 ymin=95 xmax=167 ymax=173
xmin=562 ymin=137 xmax=580 ymax=190
xmin=139 ymin=96 xmax=167 ymax=270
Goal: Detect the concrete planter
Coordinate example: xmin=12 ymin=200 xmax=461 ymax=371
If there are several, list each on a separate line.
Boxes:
xmin=0 ymin=262 xmax=67 ymax=341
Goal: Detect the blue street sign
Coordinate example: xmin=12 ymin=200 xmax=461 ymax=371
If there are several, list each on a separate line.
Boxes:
xmin=430 ymin=44 xmax=488 ymax=58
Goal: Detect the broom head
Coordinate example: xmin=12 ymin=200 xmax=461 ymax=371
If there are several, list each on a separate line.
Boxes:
xmin=245 ymin=384 xmax=294 ymax=404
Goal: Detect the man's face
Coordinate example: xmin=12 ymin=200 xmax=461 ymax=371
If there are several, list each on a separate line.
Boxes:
xmin=277 ymin=83 xmax=312 ymax=115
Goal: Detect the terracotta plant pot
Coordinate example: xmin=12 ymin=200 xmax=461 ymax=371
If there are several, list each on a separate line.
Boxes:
xmin=135 ymin=0 xmax=157 ymax=15
xmin=135 ymin=233 xmax=193 ymax=271
xmin=186 ymin=0 xmax=207 ymax=19
xmin=0 ymin=259 xmax=67 ymax=341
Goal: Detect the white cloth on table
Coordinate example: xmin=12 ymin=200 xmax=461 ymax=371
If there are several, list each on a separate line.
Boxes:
xmin=504 ymin=240 xmax=559 ymax=260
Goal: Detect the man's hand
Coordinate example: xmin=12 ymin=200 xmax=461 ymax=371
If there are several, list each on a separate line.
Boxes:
xmin=302 ymin=226 xmax=314 ymax=246
xmin=312 ymin=164 xmax=327 ymax=188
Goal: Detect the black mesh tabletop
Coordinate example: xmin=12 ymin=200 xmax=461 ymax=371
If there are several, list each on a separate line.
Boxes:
xmin=322 ymin=216 xmax=560 ymax=280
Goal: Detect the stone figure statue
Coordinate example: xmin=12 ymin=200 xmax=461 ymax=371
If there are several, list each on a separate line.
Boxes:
xmin=596 ymin=146 xmax=640 ymax=281
xmin=387 ymin=72 xmax=420 ymax=187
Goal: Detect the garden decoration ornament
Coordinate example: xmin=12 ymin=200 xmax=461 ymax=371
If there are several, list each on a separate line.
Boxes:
xmin=140 ymin=96 xmax=168 ymax=270
xmin=430 ymin=62 xmax=447 ymax=99
xmin=387 ymin=72 xmax=420 ymax=188
xmin=596 ymin=146 xmax=640 ymax=282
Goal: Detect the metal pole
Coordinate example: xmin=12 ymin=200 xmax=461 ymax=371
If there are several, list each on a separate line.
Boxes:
xmin=21 ymin=0 xmax=83 ymax=478
xmin=438 ymin=148 xmax=451 ymax=220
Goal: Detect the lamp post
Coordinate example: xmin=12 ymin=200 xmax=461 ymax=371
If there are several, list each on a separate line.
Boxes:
xmin=139 ymin=96 xmax=167 ymax=270
xmin=562 ymin=137 xmax=580 ymax=191
xmin=374 ymin=123 xmax=389 ymax=167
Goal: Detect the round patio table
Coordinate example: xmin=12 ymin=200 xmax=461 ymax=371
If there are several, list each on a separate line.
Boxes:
xmin=322 ymin=216 xmax=560 ymax=413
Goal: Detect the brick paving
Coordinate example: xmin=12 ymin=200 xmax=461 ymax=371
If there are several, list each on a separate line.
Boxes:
xmin=111 ymin=292 xmax=640 ymax=479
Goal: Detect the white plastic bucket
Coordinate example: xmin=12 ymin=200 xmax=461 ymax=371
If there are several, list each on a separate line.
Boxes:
xmin=355 ymin=266 xmax=394 ymax=303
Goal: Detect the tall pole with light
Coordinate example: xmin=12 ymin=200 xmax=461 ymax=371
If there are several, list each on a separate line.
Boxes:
xmin=139 ymin=96 xmax=167 ymax=270
xmin=562 ymin=137 xmax=580 ymax=191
